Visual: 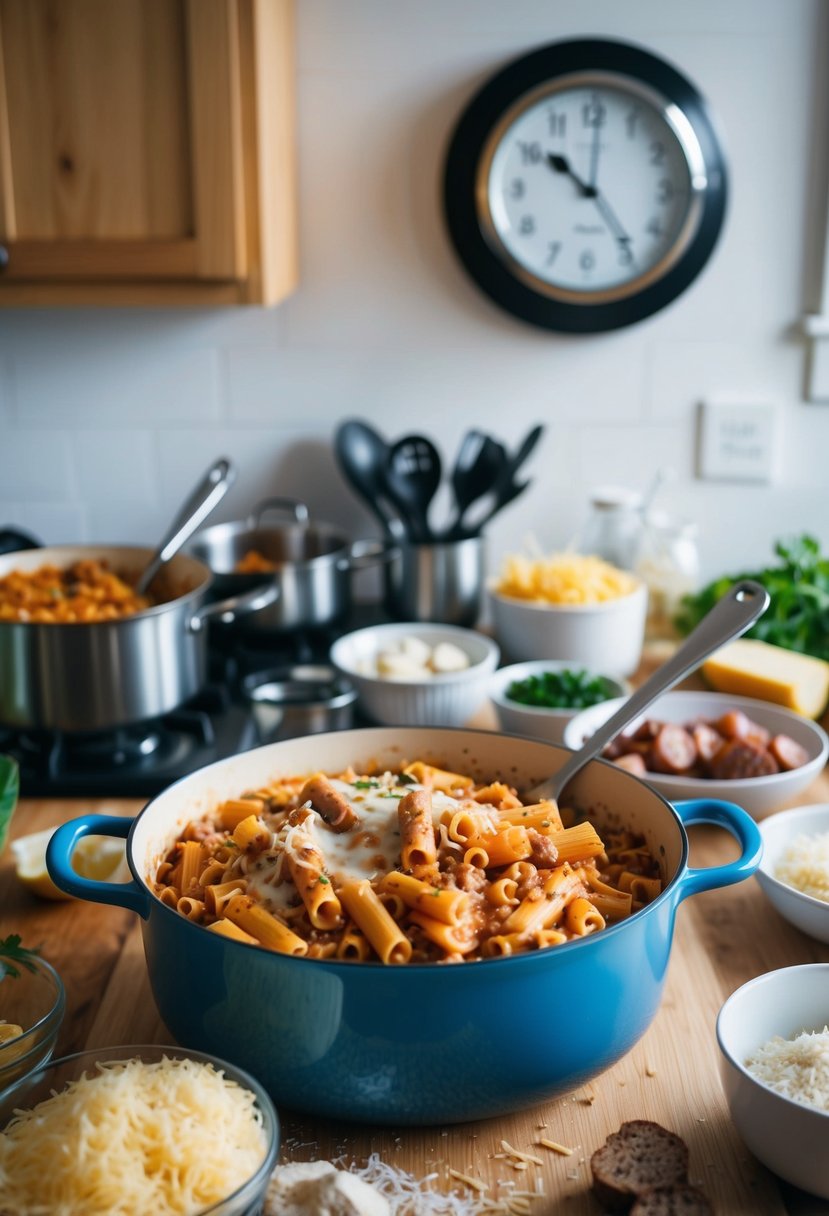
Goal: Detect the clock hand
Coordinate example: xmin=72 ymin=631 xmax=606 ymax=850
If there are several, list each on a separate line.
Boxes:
xmin=592 ymin=192 xmax=633 ymax=249
xmin=587 ymin=103 xmax=602 ymax=189
xmin=547 ymin=152 xmax=633 ymax=254
xmin=546 ymin=153 xmax=597 ymax=198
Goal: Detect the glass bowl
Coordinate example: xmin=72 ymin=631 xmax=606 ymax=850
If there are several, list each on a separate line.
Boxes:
xmin=0 ymin=952 xmax=65 ymax=1092
xmin=0 ymin=1043 xmax=280 ymax=1216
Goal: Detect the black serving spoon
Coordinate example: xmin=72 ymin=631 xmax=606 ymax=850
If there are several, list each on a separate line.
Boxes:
xmin=444 ymin=431 xmax=507 ymax=540
xmin=383 ymin=434 xmax=443 ymax=543
xmin=334 ymin=419 xmax=405 ymax=539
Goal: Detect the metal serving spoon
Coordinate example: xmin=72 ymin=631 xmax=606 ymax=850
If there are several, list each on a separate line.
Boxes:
xmin=526 ymin=580 xmax=770 ymax=805
xmin=135 ymin=457 xmax=235 ymax=596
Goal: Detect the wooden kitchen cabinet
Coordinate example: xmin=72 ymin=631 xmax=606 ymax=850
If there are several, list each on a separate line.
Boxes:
xmin=0 ymin=0 xmax=297 ymax=306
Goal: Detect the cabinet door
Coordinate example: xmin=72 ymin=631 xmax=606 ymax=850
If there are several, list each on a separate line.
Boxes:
xmin=0 ymin=0 xmax=247 ymax=283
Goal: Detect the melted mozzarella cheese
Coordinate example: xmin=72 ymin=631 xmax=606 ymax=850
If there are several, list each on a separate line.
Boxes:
xmin=245 ymin=777 xmax=503 ymax=906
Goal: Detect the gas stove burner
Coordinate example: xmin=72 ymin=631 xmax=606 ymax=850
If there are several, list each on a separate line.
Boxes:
xmin=4 ymin=603 xmax=387 ymax=796
xmin=14 ymin=724 xmax=166 ymax=774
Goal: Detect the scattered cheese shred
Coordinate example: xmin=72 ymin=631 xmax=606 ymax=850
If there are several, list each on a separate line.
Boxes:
xmin=774 ymin=831 xmax=829 ymax=903
xmin=745 ymin=1026 xmax=829 ymax=1112
xmin=537 ymin=1138 xmax=574 ymax=1156
xmin=0 ymin=1055 xmax=268 ymax=1216
xmin=352 ymin=1152 xmax=545 ymax=1215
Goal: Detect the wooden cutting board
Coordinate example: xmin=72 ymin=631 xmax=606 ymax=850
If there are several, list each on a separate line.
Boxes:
xmin=3 ymin=732 xmax=829 ymax=1213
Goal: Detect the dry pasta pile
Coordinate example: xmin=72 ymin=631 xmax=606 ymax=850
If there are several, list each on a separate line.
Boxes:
xmin=153 ymin=761 xmax=662 ymax=964
xmin=0 ymin=559 xmax=151 ymax=622
xmin=495 ymin=552 xmax=640 ymax=605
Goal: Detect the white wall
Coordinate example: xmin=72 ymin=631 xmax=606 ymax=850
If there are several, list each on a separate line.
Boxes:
xmin=1 ymin=0 xmax=828 ymax=591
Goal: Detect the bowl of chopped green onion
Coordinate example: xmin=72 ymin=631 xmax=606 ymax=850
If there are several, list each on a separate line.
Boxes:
xmin=489 ymin=661 xmax=628 ymax=744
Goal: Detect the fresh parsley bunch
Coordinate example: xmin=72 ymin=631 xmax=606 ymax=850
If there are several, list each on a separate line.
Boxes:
xmin=674 ymin=535 xmax=829 ymax=660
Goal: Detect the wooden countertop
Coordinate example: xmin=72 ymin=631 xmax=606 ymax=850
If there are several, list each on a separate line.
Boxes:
xmin=3 ymin=674 xmax=829 ymax=1214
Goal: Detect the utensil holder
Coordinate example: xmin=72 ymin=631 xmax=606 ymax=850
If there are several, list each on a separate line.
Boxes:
xmin=383 ymin=537 xmax=485 ymax=626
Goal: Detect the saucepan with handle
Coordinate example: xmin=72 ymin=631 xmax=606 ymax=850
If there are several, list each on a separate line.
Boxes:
xmin=187 ymin=497 xmax=397 ymax=633
xmin=45 ymin=587 xmax=766 ymax=1123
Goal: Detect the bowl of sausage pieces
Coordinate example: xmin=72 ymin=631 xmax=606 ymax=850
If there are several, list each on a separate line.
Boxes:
xmin=563 ymin=691 xmax=829 ymax=819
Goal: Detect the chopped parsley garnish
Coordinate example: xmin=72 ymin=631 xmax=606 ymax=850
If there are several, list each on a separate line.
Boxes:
xmin=431 ymin=887 xmax=441 ymax=897
xmin=0 ymin=934 xmax=41 ymax=980
xmin=353 ymin=779 xmax=380 ymax=790
xmin=380 ymin=790 xmax=405 ymax=799
xmin=506 ymin=669 xmax=615 ymax=710
xmin=398 ymin=771 xmax=417 ymax=785
xmin=318 ymin=875 xmax=330 ymax=885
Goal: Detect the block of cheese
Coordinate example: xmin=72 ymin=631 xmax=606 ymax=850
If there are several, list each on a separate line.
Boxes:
xmin=702 ymin=639 xmax=829 ymax=719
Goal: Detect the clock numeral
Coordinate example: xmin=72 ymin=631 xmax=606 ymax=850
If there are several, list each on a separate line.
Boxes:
xmin=519 ymin=215 xmax=536 ymax=236
xmin=547 ymin=109 xmax=566 ymax=137
xmin=546 ymin=241 xmax=562 ymax=265
xmin=579 ymin=249 xmax=595 ymax=271
xmin=625 ymin=108 xmax=641 ymax=139
xmin=509 ymin=177 xmax=525 ymax=200
xmin=655 ymin=178 xmax=675 ymax=204
xmin=581 ymin=97 xmax=606 ymax=128
xmin=645 ymin=218 xmax=664 ymax=238
xmin=649 ymin=140 xmax=666 ymax=166
xmin=517 ymin=140 xmax=542 ymax=164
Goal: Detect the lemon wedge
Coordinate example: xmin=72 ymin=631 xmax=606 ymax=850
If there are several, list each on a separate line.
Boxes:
xmin=11 ymin=829 xmax=129 ymax=901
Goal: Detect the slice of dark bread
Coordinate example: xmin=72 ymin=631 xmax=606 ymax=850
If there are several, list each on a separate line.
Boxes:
xmin=630 ymin=1184 xmax=714 ymax=1215
xmin=590 ymin=1120 xmax=690 ymax=1210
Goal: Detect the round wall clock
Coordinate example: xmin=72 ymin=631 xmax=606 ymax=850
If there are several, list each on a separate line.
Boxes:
xmin=443 ymin=39 xmax=728 ymax=333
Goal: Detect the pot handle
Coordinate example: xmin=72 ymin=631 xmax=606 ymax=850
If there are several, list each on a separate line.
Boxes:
xmin=671 ymin=799 xmax=763 ymax=904
xmin=248 ymin=497 xmax=310 ymax=528
xmin=338 ymin=539 xmax=399 ymax=572
xmin=188 ymin=581 xmax=280 ymax=632
xmin=46 ymin=815 xmax=151 ymax=918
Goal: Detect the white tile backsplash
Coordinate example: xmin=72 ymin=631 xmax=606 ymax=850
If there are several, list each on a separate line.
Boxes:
xmin=1 ymin=0 xmax=828 ymax=580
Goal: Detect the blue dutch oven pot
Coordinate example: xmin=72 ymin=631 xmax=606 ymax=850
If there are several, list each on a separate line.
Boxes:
xmin=48 ymin=727 xmax=762 ymax=1125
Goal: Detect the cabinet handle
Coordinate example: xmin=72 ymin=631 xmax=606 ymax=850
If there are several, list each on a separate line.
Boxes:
xmin=0 ymin=245 xmax=7 ymax=271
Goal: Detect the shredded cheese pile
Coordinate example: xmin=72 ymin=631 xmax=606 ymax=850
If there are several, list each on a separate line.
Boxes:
xmin=745 ymin=1027 xmax=829 ymax=1112
xmin=774 ymin=830 xmax=829 ymax=903
xmin=0 ymin=1055 xmax=269 ymax=1216
xmin=494 ymin=552 xmax=640 ymax=605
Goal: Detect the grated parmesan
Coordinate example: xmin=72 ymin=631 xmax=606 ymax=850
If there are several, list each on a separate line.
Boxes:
xmin=745 ymin=1026 xmax=829 ymax=1112
xmin=774 ymin=830 xmax=829 ymax=903
xmin=0 ymin=1055 xmax=269 ymax=1216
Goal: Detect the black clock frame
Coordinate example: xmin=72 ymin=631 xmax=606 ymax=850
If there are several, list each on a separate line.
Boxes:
xmin=443 ymin=38 xmax=728 ymax=333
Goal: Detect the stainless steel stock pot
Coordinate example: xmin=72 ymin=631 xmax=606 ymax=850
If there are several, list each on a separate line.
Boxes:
xmin=0 ymin=544 xmax=276 ymax=732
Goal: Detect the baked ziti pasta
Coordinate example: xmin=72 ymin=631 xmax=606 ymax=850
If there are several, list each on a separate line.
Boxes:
xmin=152 ymin=762 xmax=663 ymax=964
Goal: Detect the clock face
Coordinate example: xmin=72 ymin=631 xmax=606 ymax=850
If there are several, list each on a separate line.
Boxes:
xmin=443 ymin=40 xmax=728 ymax=332
xmin=479 ymin=77 xmax=703 ymax=302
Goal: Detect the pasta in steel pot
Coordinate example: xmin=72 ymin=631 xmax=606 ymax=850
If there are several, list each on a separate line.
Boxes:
xmin=153 ymin=760 xmax=662 ymax=964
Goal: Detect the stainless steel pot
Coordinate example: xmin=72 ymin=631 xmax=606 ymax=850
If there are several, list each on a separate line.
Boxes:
xmin=187 ymin=498 xmax=396 ymax=633
xmin=0 ymin=545 xmax=277 ymax=732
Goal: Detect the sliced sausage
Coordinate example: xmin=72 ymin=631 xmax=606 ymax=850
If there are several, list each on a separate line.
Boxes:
xmin=648 ymin=725 xmax=698 ymax=775
xmin=633 ymin=719 xmax=663 ymax=742
xmin=716 ymin=709 xmax=754 ymax=740
xmin=691 ymin=723 xmax=725 ymax=768
xmin=708 ymin=739 xmax=780 ymax=780
xmin=769 ymin=734 xmax=810 ymax=772
xmin=613 ymin=753 xmax=648 ymax=776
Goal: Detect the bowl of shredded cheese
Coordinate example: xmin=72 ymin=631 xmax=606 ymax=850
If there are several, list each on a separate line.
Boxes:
xmin=756 ymin=803 xmax=829 ymax=943
xmin=0 ymin=943 xmax=64 ymax=1093
xmin=488 ymin=552 xmax=647 ymax=676
xmin=0 ymin=1044 xmax=280 ymax=1216
xmin=717 ymin=964 xmax=829 ymax=1198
